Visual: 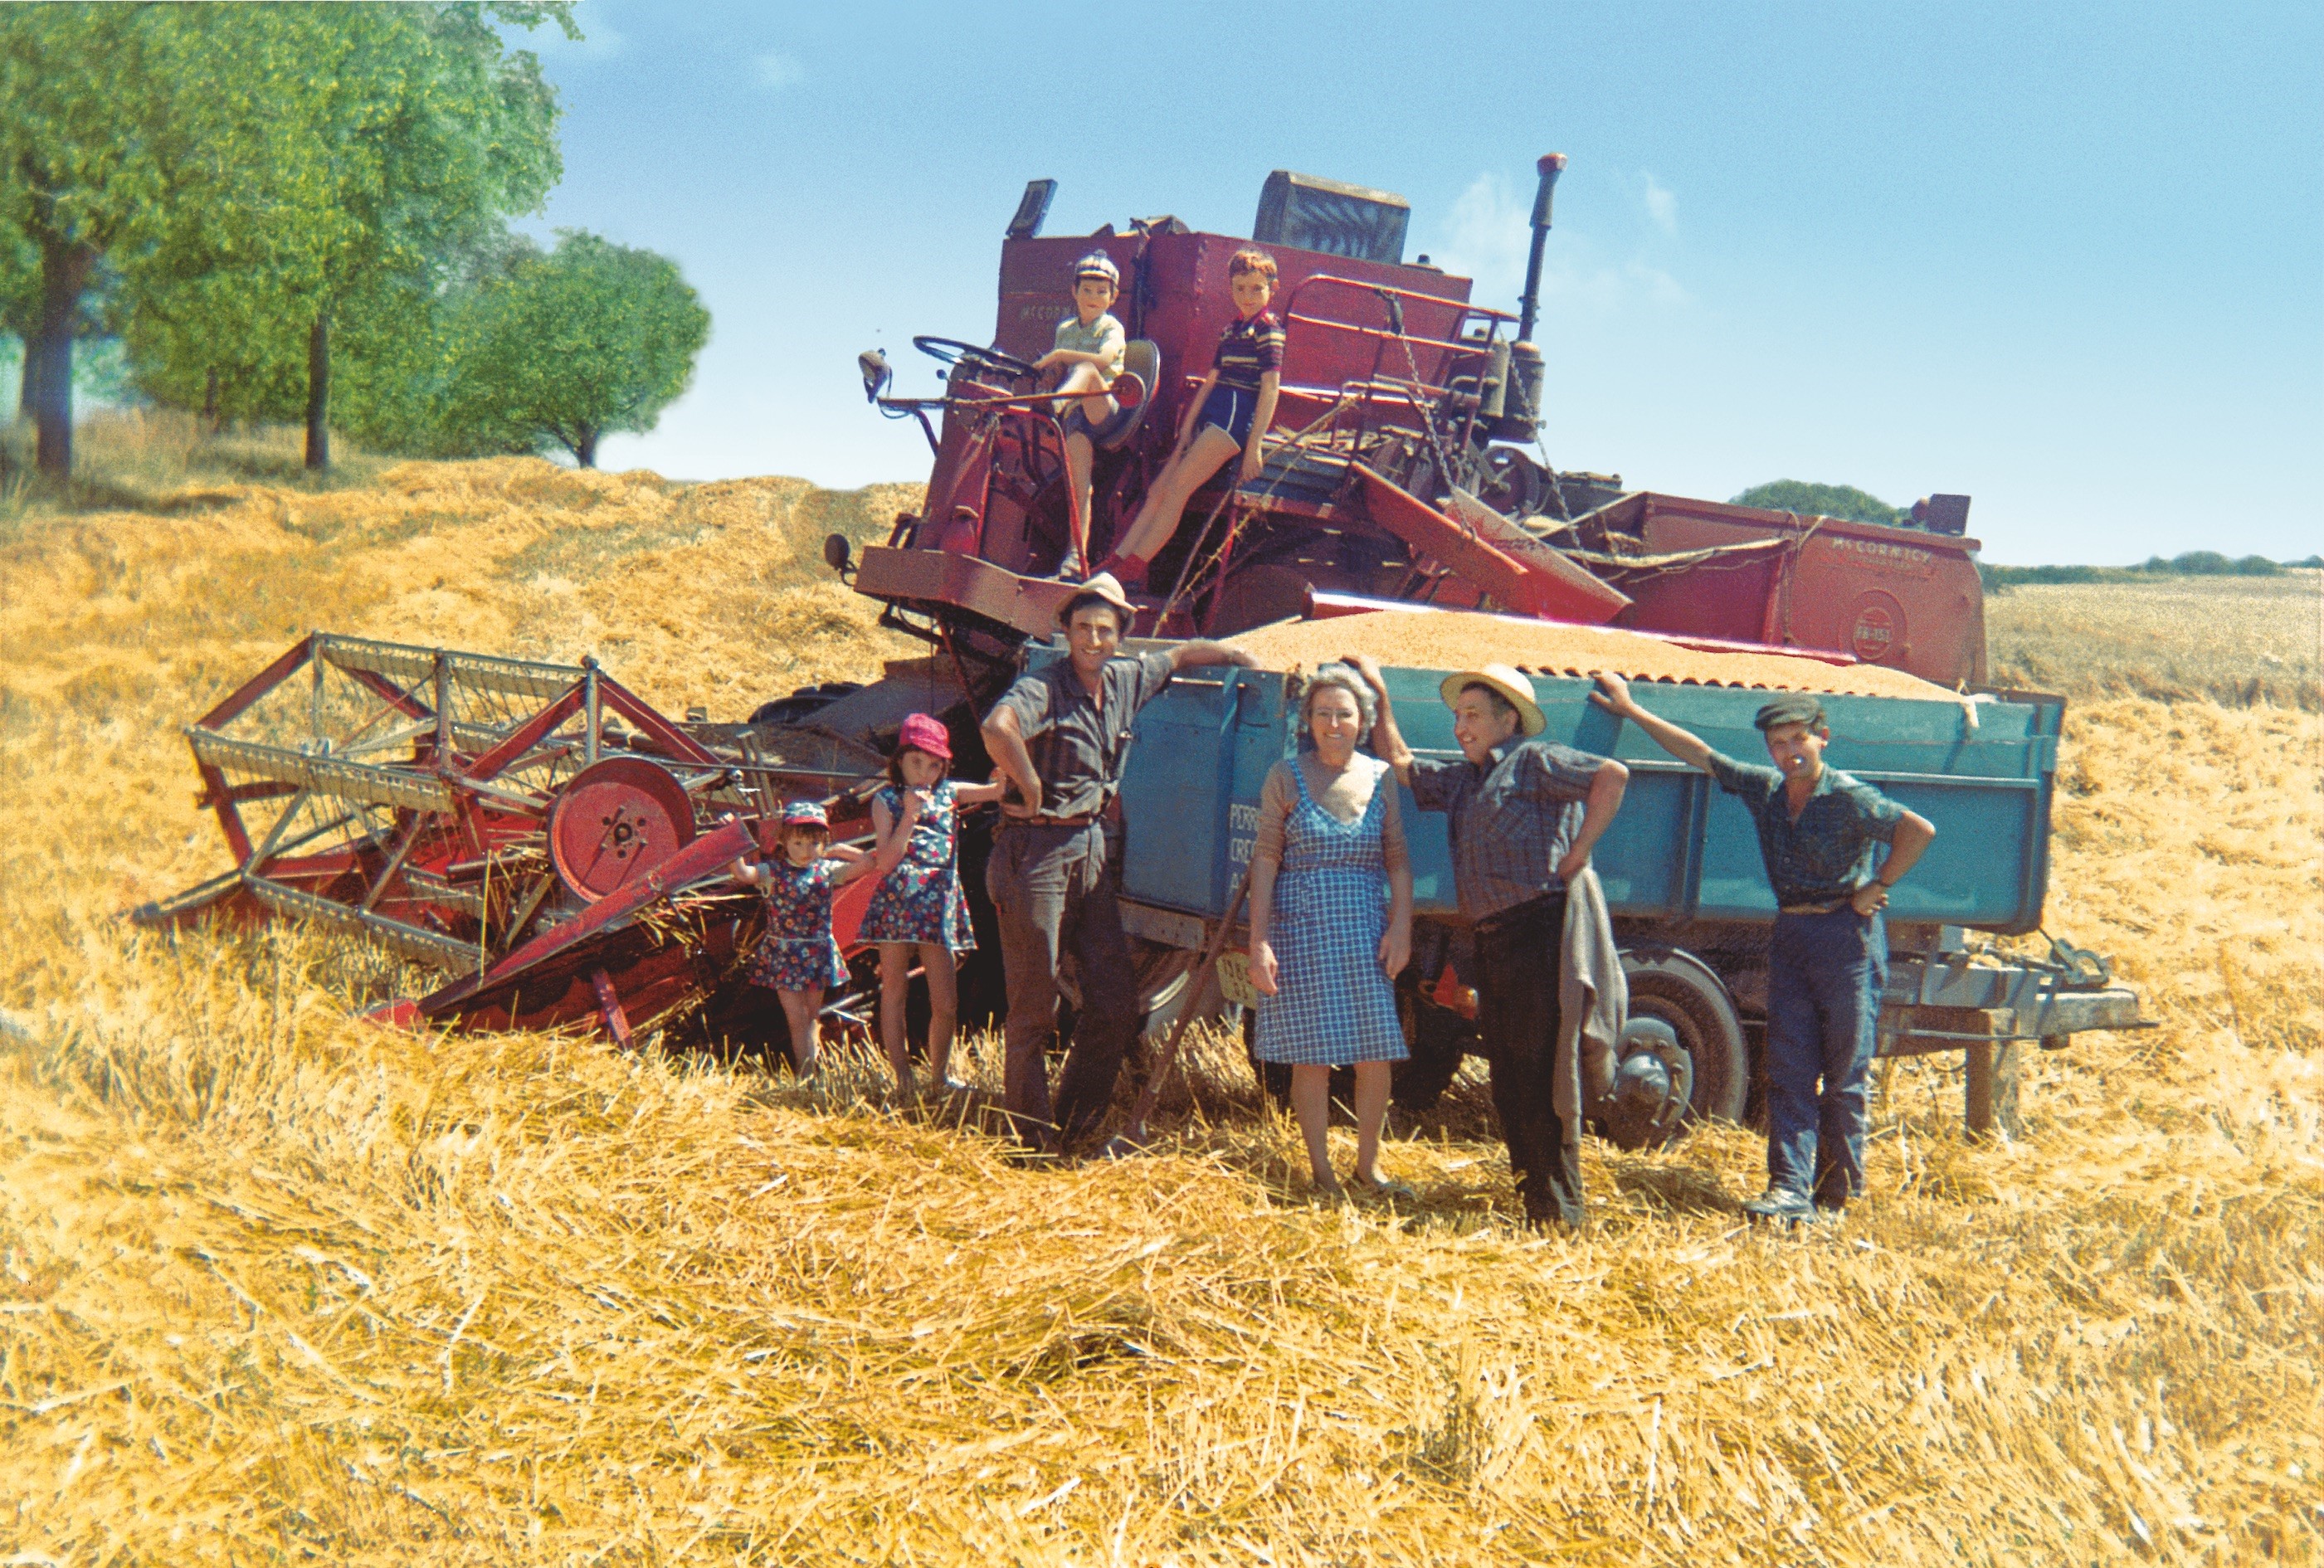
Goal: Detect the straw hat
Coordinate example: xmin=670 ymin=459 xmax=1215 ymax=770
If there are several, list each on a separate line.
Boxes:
xmin=1439 ymin=664 xmax=1546 ymax=738
xmin=1056 ymin=572 xmax=1136 ymax=628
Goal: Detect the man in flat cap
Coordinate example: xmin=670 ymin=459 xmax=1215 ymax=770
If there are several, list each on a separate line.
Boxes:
xmin=1591 ymin=674 xmax=1936 ymax=1225
xmin=1351 ymin=656 xmax=1630 ymax=1232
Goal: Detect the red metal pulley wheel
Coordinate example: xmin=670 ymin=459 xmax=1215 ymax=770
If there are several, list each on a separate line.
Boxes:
xmin=548 ymin=757 xmax=699 ymax=903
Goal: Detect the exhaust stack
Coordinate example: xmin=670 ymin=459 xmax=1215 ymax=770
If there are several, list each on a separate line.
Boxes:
xmin=1515 ymin=153 xmax=1566 ymax=343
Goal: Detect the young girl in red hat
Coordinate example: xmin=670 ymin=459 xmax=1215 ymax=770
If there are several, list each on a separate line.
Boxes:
xmin=860 ymin=713 xmax=1006 ymax=1095
xmin=733 ymin=799 xmax=878 ymax=1077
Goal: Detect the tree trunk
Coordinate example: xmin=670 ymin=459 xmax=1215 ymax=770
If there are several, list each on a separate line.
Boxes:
xmin=305 ymin=309 xmax=330 ymax=470
xmin=575 ymin=426 xmax=597 ymax=469
xmin=201 ymin=368 xmax=219 ymax=427
xmin=15 ymin=339 xmax=37 ymax=425
xmin=32 ymin=238 xmax=95 ymax=478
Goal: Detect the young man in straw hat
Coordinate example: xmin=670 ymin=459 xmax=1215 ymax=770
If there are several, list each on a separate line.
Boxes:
xmin=981 ymin=574 xmax=1255 ymax=1154
xmin=1590 ymin=674 xmax=1935 ymax=1225
xmin=1349 ymin=656 xmax=1630 ymax=1231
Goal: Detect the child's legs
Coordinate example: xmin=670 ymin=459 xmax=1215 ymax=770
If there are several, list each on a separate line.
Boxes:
xmin=1119 ymin=425 xmax=1240 ymax=562
xmin=1351 ymin=1059 xmax=1393 ymax=1181
xmin=876 ymin=943 xmax=915 ymax=1075
xmin=1288 ymin=1064 xmax=1338 ymax=1186
xmin=1053 ymin=363 xmax=1115 ymax=422
xmin=919 ymin=943 xmax=960 ymax=1080
xmin=1063 ymin=431 xmax=1094 ymax=554
xmin=775 ymin=987 xmax=821 ymax=1075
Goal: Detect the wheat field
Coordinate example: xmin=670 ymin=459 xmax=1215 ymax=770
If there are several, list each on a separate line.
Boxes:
xmin=2 ymin=435 xmax=2319 ymax=1565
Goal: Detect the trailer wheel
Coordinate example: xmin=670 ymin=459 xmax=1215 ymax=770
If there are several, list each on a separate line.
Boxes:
xmin=1616 ymin=947 xmax=1749 ymax=1145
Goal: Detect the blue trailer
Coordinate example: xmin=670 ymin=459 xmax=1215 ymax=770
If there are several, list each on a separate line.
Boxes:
xmin=1110 ymin=658 xmax=2145 ymax=1147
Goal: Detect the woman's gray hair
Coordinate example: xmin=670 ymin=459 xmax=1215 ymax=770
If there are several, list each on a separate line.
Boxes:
xmin=1298 ymin=662 xmax=1376 ymax=743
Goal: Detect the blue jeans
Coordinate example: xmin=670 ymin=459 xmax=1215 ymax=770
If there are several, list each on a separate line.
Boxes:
xmin=1765 ymin=908 xmax=1887 ymax=1203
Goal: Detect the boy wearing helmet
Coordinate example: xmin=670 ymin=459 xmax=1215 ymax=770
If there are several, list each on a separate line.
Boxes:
xmin=1035 ymin=251 xmax=1131 ymax=579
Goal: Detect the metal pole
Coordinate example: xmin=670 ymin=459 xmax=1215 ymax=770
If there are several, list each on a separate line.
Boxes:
xmin=583 ymin=660 xmax=602 ymax=767
xmin=1112 ymin=867 xmax=1255 ymax=1150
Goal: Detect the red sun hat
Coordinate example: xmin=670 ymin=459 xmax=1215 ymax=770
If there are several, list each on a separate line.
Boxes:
xmin=898 ymin=712 xmax=952 ymax=761
xmin=779 ymin=799 xmax=830 ymax=828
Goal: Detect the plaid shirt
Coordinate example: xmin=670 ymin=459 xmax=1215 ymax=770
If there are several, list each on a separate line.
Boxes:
xmin=1211 ymin=310 xmax=1285 ymax=392
xmin=1408 ymin=738 xmax=1607 ymax=923
xmin=1706 ymin=751 xmax=1903 ymax=908
xmin=988 ymin=650 xmax=1177 ymax=819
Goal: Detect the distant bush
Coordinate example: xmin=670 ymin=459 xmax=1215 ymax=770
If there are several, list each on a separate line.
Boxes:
xmin=1730 ymin=480 xmax=1902 ymax=526
xmin=2136 ymin=552 xmax=2283 ymax=577
xmin=1981 ymin=553 xmax=2295 ymax=592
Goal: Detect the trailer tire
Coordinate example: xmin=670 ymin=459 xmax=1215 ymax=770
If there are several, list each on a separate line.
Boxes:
xmin=1618 ymin=947 xmax=1749 ymax=1141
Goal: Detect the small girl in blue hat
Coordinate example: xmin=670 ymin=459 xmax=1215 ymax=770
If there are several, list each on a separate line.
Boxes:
xmin=733 ymin=799 xmax=876 ymax=1075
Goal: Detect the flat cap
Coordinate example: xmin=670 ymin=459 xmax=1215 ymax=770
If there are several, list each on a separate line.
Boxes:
xmin=1753 ymin=693 xmax=1828 ymax=732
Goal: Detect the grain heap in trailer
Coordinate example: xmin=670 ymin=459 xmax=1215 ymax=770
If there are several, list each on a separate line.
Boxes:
xmin=134 ymin=153 xmax=2143 ymax=1142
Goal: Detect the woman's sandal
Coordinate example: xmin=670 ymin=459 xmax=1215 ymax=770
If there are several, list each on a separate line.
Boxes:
xmin=1351 ymin=1172 xmax=1418 ymax=1204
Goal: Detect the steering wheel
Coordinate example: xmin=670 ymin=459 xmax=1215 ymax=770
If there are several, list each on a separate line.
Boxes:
xmin=914 ymin=335 xmax=1040 ymax=380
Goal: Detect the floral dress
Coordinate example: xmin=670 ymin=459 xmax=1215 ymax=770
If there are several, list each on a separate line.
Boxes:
xmin=858 ymin=781 xmax=977 ymax=953
xmin=746 ymin=856 xmax=849 ymax=993
xmin=1253 ymin=756 xmax=1409 ymax=1067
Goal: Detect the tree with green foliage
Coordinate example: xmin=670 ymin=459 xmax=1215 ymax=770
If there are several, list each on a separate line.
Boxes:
xmin=0 ymin=6 xmax=185 ymax=475
xmin=128 ymin=3 xmax=569 ymax=469
xmin=1 ymin=3 xmax=570 ymax=477
xmin=1730 ymin=480 xmax=1903 ymax=526
xmin=437 ymin=230 xmax=709 ymax=467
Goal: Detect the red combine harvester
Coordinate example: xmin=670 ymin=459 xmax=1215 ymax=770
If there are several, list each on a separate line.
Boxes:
xmin=838 ymin=158 xmax=1985 ymax=684
xmin=137 ymin=155 xmax=1995 ymax=1057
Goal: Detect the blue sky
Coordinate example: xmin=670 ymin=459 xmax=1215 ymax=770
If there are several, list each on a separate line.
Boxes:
xmin=511 ymin=0 xmax=2322 ymax=564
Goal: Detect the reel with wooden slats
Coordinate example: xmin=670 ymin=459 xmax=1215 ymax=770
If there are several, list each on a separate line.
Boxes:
xmin=134 ymin=631 xmax=744 ymax=987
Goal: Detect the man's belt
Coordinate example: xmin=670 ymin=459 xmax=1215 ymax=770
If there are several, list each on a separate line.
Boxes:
xmin=1474 ymin=890 xmax=1566 ymax=933
xmin=1779 ymin=898 xmax=1849 ymax=915
xmin=1001 ymin=811 xmax=1104 ymax=830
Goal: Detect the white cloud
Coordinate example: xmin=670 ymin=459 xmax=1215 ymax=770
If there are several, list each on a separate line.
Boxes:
xmin=1428 ymin=172 xmax=1691 ymax=318
xmin=752 ymin=51 xmax=804 ymax=92
xmin=1643 ymin=174 xmax=1677 ymax=235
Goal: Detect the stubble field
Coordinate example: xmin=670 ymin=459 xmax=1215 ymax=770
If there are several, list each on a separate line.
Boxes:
xmin=2 ymin=440 xmax=2319 ymax=1565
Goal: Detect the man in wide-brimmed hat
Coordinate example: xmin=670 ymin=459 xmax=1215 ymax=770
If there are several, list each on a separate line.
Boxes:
xmin=1591 ymin=674 xmax=1935 ymax=1225
xmin=1348 ymin=656 xmax=1631 ymax=1231
xmin=980 ymin=575 xmax=1255 ymax=1154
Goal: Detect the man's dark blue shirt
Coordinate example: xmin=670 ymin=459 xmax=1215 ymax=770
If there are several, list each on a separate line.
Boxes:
xmin=1706 ymin=750 xmax=1903 ymax=908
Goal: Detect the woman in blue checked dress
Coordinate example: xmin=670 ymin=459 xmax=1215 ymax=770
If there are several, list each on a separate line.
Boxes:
xmin=1248 ymin=665 xmax=1415 ymax=1200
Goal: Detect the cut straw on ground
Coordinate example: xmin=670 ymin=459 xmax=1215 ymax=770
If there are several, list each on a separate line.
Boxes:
xmin=1 ymin=441 xmax=2318 ymax=1565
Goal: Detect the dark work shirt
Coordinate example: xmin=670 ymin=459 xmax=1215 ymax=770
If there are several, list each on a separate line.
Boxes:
xmin=1705 ymin=750 xmax=1903 ymax=908
xmin=989 ymin=649 xmax=1177 ymax=819
xmin=1407 ymin=738 xmax=1607 ymax=923
xmin=1211 ymin=309 xmax=1285 ymax=392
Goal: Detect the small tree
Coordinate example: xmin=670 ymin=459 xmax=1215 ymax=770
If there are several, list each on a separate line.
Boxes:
xmin=441 ymin=230 xmax=709 ymax=467
xmin=1730 ymin=480 xmax=1903 ymax=526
